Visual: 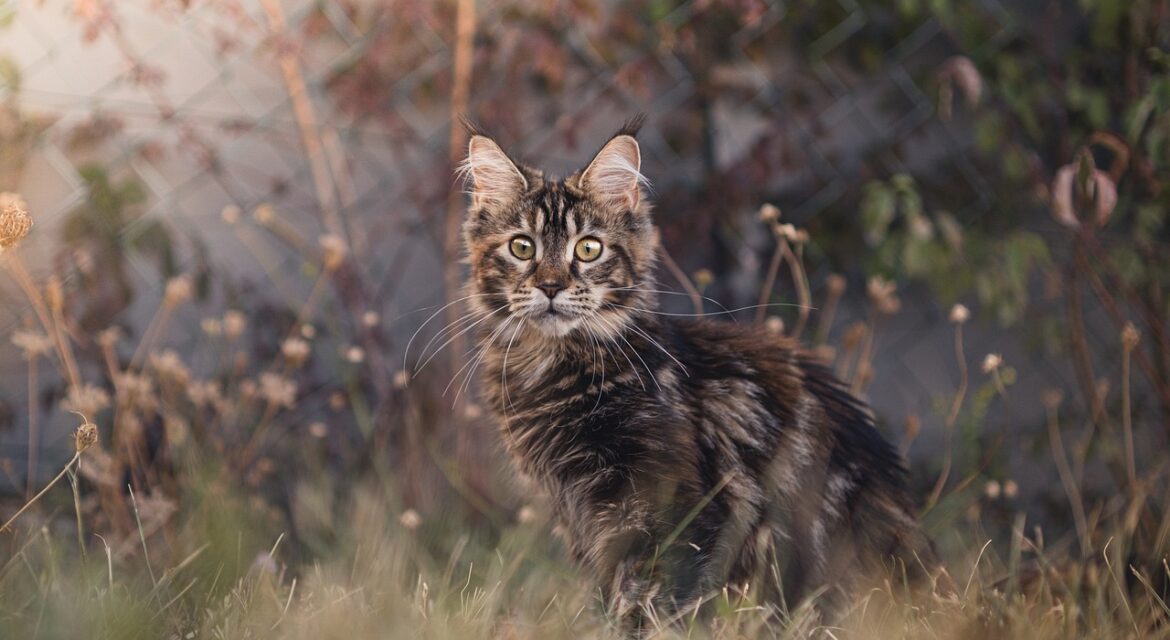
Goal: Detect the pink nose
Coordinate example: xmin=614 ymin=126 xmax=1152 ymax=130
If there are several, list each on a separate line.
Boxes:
xmin=538 ymin=283 xmax=564 ymax=299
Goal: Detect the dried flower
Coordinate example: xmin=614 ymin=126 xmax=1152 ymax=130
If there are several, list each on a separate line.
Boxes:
xmin=149 ymin=349 xmax=190 ymax=385
xmin=97 ymin=326 xmax=122 ymax=349
xmin=259 ymin=372 xmax=296 ymax=409
xmin=399 ymin=509 xmax=422 ymax=531
xmin=1121 ymin=322 xmax=1140 ymax=352
xmin=319 ymin=234 xmax=348 ymax=272
xmin=393 ymin=370 xmax=409 ymax=390
xmin=981 ymin=353 xmax=1003 ymax=374
xmin=62 ymin=383 xmax=111 ymax=417
xmin=201 ymin=317 xmax=223 ymax=336
xmin=223 ymin=310 xmax=247 ymax=340
xmin=221 ymin=204 xmax=241 ymax=224
xmin=948 ymin=303 xmax=970 ymax=324
xmin=11 ymin=329 xmax=53 ymax=359
xmin=187 ymin=380 xmax=222 ymax=409
xmin=758 ymin=203 xmax=781 ymax=223
xmin=252 ymin=202 xmax=275 ymax=225
xmin=1042 ymin=389 xmax=1064 ymax=410
xmin=866 ymin=276 xmax=901 ymax=315
xmin=693 ymin=268 xmax=713 ymax=290
xmin=73 ymin=415 xmax=99 ymax=453
xmin=826 ymin=274 xmax=846 ymax=296
xmin=0 ymin=192 xmax=32 ymax=248
xmin=163 ymin=276 xmax=192 ymax=308
xmin=114 ymin=373 xmax=157 ymax=412
xmin=281 ymin=337 xmax=311 ymax=367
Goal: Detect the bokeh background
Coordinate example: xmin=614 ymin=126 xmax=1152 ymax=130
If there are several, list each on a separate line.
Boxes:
xmin=1 ymin=0 xmax=1168 ymax=625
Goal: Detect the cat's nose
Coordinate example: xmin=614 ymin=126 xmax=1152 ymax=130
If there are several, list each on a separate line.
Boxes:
xmin=537 ymin=282 xmax=564 ymax=299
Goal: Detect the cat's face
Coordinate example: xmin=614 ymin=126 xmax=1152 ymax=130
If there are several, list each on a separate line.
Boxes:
xmin=462 ymin=126 xmax=657 ymax=341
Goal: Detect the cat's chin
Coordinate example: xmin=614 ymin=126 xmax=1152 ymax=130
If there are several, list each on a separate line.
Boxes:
xmin=528 ymin=312 xmax=583 ymax=337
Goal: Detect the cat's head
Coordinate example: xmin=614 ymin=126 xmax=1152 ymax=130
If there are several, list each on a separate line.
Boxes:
xmin=461 ymin=120 xmax=658 ymax=341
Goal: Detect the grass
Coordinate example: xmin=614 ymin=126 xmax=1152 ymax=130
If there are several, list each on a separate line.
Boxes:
xmin=2 ymin=195 xmax=1168 ymax=638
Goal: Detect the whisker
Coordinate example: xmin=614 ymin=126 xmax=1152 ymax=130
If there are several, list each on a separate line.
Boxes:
xmin=413 ymin=304 xmax=509 ymax=377
xmin=500 ymin=319 xmax=525 ymax=426
xmin=626 ymin=322 xmax=690 ymax=377
xmin=607 ymin=284 xmax=738 ymax=321
xmin=592 ymin=314 xmax=656 ymax=392
xmin=403 ymin=292 xmax=496 ymax=371
xmin=445 ymin=315 xmax=515 ymax=399
xmin=605 ymin=301 xmax=816 ymax=318
xmin=416 ymin=306 xmax=493 ymax=367
xmin=455 ymin=316 xmax=518 ymax=404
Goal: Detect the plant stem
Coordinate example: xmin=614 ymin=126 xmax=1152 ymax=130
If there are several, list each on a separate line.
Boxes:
xmin=1 ymin=453 xmax=80 ymax=534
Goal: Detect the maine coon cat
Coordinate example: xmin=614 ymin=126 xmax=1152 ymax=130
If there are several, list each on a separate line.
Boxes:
xmin=458 ymin=118 xmax=937 ymax=627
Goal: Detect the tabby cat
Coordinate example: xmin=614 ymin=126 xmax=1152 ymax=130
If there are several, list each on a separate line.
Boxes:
xmin=459 ymin=118 xmax=936 ymax=627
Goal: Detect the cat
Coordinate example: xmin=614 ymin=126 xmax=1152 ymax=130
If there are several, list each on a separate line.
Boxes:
xmin=458 ymin=117 xmax=938 ymax=629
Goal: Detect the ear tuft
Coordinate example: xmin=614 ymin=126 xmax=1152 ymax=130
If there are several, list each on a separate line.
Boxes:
xmin=461 ymin=135 xmax=527 ymax=208
xmin=580 ymin=134 xmax=644 ymax=210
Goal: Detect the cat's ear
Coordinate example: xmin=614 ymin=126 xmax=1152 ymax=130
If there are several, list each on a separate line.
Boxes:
xmin=464 ymin=135 xmax=527 ymax=208
xmin=579 ymin=134 xmax=644 ymax=210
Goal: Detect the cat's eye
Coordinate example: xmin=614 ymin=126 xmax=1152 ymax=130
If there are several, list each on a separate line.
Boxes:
xmin=575 ymin=237 xmax=603 ymax=262
xmin=509 ymin=236 xmax=536 ymax=260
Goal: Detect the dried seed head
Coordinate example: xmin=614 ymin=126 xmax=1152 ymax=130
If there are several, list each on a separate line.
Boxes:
xmin=826 ymin=274 xmax=846 ymax=296
xmin=764 ymin=316 xmax=784 ymax=334
xmin=984 ymin=480 xmax=1001 ymax=499
xmin=300 ymin=323 xmax=317 ymax=339
xmin=758 ymin=203 xmax=781 ymax=223
xmin=201 ymin=317 xmax=223 ymax=336
xmin=329 ymin=391 xmax=347 ymax=410
xmin=693 ymin=268 xmax=713 ymax=290
xmin=361 ymin=311 xmax=380 ymax=328
xmin=1042 ymin=389 xmax=1064 ymax=410
xmin=949 ymin=303 xmax=970 ymax=325
xmin=281 ymin=337 xmax=311 ymax=368
xmin=517 ymin=505 xmax=537 ymax=524
xmin=221 ymin=204 xmax=241 ymax=224
xmin=319 ymin=234 xmax=348 ymax=272
xmin=223 ymin=310 xmax=246 ymax=340
xmin=463 ymin=403 xmax=482 ymax=420
xmin=252 ymin=202 xmax=275 ymax=226
xmin=149 ymin=349 xmax=190 ymax=385
xmin=0 ymin=192 xmax=32 ymax=249
xmin=1003 ymin=479 xmax=1019 ymax=499
xmin=392 ymin=369 xmax=409 ymax=390
xmin=259 ymin=372 xmax=297 ymax=409
xmin=11 ymin=329 xmax=53 ymax=360
xmin=73 ymin=415 xmax=99 ymax=453
xmin=62 ymin=383 xmax=111 ymax=417
xmin=399 ymin=509 xmax=422 ymax=531
xmin=344 ymin=345 xmax=365 ymax=364
xmin=981 ymin=353 xmax=1003 ymax=374
xmin=97 ymin=326 xmax=123 ymax=349
xmin=163 ymin=276 xmax=192 ymax=308
xmin=308 ymin=422 xmax=328 ymax=438
xmin=1121 ymin=322 xmax=1140 ymax=352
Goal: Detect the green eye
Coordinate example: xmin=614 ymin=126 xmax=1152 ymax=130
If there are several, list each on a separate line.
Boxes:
xmin=509 ymin=236 xmax=535 ymax=260
xmin=575 ymin=237 xmax=603 ymax=262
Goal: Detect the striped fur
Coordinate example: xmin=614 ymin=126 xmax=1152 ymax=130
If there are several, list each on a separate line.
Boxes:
xmin=461 ymin=123 xmax=936 ymax=628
